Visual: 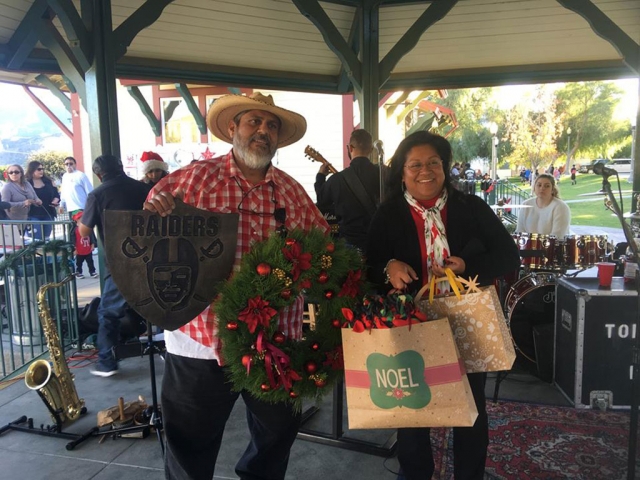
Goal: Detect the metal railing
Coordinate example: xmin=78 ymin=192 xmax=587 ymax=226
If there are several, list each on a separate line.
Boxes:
xmin=452 ymin=178 xmax=532 ymax=225
xmin=0 ymin=219 xmax=79 ymax=380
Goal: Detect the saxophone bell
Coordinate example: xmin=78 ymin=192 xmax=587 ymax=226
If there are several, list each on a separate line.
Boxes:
xmin=25 ymin=359 xmax=68 ymax=423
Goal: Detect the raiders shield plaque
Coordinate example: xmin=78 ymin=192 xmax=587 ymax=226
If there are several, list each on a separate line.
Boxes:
xmin=104 ymin=200 xmax=238 ymax=330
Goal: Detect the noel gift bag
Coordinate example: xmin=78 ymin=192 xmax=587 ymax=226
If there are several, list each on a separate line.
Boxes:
xmin=341 ymin=318 xmax=478 ymax=429
xmin=416 ymin=269 xmax=516 ymax=374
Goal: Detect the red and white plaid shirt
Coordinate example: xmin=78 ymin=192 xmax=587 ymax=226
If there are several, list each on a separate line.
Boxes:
xmin=149 ymin=150 xmax=329 ymax=361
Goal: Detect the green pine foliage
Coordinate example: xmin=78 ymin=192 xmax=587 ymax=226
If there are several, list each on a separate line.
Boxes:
xmin=215 ymin=228 xmax=365 ymax=409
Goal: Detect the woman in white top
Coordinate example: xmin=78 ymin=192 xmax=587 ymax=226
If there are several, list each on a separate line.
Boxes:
xmin=516 ymin=173 xmax=571 ymax=237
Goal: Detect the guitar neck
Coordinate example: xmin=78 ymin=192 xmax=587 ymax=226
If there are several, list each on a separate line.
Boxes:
xmin=305 ymin=146 xmax=339 ymax=174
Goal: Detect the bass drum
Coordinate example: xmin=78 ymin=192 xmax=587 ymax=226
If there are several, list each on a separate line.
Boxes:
xmin=504 ymin=273 xmax=556 ymax=366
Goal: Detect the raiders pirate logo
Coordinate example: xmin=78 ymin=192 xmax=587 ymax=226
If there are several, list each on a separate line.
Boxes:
xmin=104 ymin=200 xmax=238 ymax=330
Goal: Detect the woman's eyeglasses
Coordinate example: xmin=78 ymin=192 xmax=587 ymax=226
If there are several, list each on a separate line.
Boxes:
xmin=7 ymin=171 xmax=21 ymax=175
xmin=404 ymin=158 xmax=443 ymax=172
xmin=36 ymin=167 xmax=44 ymax=171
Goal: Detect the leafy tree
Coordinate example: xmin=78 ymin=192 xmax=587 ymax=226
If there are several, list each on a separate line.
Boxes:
xmin=25 ymin=150 xmax=69 ymax=183
xmin=555 ymin=81 xmax=626 ymax=170
xmin=440 ymin=88 xmax=506 ymax=164
xmin=503 ymin=86 xmax=561 ymax=173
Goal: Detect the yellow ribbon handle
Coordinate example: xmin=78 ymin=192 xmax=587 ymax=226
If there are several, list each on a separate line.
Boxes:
xmin=444 ymin=267 xmax=463 ymax=300
xmin=424 ymin=267 xmax=463 ymax=303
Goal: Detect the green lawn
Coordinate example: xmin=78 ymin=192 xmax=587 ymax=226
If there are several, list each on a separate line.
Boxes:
xmin=507 ymin=174 xmax=633 ymax=229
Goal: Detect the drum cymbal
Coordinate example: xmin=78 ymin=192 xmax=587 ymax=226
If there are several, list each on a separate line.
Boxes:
xmin=491 ymin=204 xmax=533 ymax=209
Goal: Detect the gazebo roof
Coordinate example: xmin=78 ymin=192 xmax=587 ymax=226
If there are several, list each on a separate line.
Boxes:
xmin=0 ymin=0 xmax=638 ymax=93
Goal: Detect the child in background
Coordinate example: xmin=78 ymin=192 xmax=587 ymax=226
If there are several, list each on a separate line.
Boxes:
xmin=71 ymin=212 xmax=97 ymax=279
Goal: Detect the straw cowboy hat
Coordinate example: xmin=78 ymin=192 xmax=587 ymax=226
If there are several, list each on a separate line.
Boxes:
xmin=206 ymin=92 xmax=307 ymax=148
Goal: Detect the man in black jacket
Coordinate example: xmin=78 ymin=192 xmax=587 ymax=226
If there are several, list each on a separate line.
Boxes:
xmin=78 ymin=155 xmax=151 ymax=377
xmin=315 ymin=129 xmax=383 ymax=251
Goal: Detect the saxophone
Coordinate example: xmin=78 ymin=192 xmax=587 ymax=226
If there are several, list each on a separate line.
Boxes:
xmin=24 ymin=275 xmax=85 ymax=424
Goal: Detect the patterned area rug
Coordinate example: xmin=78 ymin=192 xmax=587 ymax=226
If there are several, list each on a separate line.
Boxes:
xmin=431 ymin=401 xmax=637 ymax=480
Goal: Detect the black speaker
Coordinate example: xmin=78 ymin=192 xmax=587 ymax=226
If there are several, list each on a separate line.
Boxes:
xmin=533 ymin=323 xmax=554 ymax=383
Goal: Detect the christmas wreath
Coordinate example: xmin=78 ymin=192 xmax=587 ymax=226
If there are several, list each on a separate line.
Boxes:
xmin=215 ymin=228 xmax=364 ymax=407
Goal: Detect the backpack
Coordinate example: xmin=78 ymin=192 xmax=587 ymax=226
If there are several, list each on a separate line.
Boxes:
xmin=79 ymin=297 xmax=147 ymax=341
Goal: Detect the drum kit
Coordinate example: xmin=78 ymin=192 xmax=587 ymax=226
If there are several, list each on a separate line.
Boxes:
xmin=503 ymin=233 xmax=610 ymax=371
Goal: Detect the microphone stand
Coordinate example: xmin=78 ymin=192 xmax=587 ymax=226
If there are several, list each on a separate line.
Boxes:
xmin=375 ymin=141 xmax=385 ymax=203
xmin=599 ymin=174 xmax=640 ymax=480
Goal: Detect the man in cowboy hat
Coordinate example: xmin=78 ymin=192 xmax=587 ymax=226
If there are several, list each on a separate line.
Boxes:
xmin=144 ymin=92 xmax=328 ymax=480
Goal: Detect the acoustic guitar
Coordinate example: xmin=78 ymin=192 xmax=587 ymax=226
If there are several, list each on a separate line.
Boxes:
xmin=304 ymin=146 xmax=340 ymax=235
xmin=304 ymin=146 xmax=338 ymax=174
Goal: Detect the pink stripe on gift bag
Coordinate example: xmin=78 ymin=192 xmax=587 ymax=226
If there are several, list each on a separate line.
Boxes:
xmin=345 ymin=359 xmax=464 ymax=388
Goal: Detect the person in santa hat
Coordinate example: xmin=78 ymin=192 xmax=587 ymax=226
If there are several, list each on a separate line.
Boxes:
xmin=139 ymin=151 xmax=169 ymax=187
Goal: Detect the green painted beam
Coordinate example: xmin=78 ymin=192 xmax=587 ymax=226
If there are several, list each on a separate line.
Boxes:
xmin=38 ymin=19 xmax=86 ymax=102
xmin=175 ymin=83 xmax=207 ymax=135
xmin=379 ymin=0 xmax=457 ymax=87
xmin=227 ymin=87 xmax=241 ymax=94
xmin=406 ymin=114 xmax=433 ymax=136
xmin=35 ymin=74 xmax=71 ymax=112
xmin=116 ymin=56 xmax=339 ymax=93
xmin=127 ymin=86 xmax=161 ymax=137
xmin=337 ymin=9 xmax=360 ymax=94
xmin=292 ymin=0 xmax=362 ymax=91
xmin=5 ymin=0 xmax=49 ymax=69
xmin=113 ymin=0 xmax=175 ymax=60
xmin=62 ymin=75 xmax=77 ymax=94
xmin=85 ymin=0 xmax=120 ymax=159
xmin=556 ymin=0 xmax=639 ymax=75
xmin=394 ymin=91 xmax=431 ymax=125
xmin=357 ymin=4 xmax=380 ymax=142
xmin=386 ymin=60 xmax=635 ymax=90
xmin=48 ymin=0 xmax=91 ymax=71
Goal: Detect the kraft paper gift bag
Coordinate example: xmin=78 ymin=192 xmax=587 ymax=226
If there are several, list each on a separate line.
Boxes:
xmin=416 ymin=270 xmax=516 ymax=374
xmin=342 ymin=318 xmax=478 ymax=429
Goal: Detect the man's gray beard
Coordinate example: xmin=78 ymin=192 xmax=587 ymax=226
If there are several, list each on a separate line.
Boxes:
xmin=234 ymin=140 xmax=275 ymax=169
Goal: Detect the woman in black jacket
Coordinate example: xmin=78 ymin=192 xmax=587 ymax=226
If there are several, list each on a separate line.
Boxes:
xmin=366 ymin=131 xmax=520 ymax=480
xmin=25 ymin=160 xmax=60 ymax=240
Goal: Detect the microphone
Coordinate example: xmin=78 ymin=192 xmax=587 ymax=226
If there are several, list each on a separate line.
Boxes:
xmin=592 ymin=162 xmax=617 ymax=177
xmin=373 ymin=140 xmax=384 ymax=155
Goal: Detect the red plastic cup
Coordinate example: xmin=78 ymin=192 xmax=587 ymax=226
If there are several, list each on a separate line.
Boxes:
xmin=596 ymin=262 xmax=615 ymax=287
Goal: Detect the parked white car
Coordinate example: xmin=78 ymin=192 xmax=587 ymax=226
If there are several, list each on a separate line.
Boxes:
xmin=610 ymin=158 xmax=631 ymax=174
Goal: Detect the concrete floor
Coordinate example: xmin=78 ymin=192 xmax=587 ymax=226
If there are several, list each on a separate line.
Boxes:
xmin=0 ymin=256 xmax=613 ymax=480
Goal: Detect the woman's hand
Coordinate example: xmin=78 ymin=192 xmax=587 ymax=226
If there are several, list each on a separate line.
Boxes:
xmin=432 ymin=256 xmax=466 ymax=277
xmin=23 ymin=199 xmax=33 ymax=207
xmin=34 ymin=199 xmax=42 ymax=206
xmin=385 ymin=260 xmax=418 ymax=291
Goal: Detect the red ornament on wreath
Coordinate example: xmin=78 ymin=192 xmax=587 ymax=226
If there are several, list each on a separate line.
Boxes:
xmin=331 ymin=319 xmax=341 ymax=328
xmin=261 ymin=383 xmax=271 ymax=392
xmin=304 ymin=360 xmax=318 ymax=374
xmin=280 ymin=289 xmax=292 ymax=300
xmin=326 ymin=242 xmax=335 ymax=253
xmin=289 ymin=391 xmax=299 ymax=399
xmin=256 ymin=263 xmax=271 ymax=276
xmin=311 ymin=342 xmax=320 ymax=351
xmin=226 ymin=321 xmax=239 ymax=331
xmin=285 ymin=238 xmax=297 ymax=246
xmin=273 ymin=331 xmax=286 ymax=344
xmin=241 ymin=354 xmax=252 ymax=368
xmin=318 ymin=271 xmax=329 ymax=284
xmin=315 ymin=378 xmax=327 ymax=388
xmin=324 ymin=290 xmax=334 ymax=300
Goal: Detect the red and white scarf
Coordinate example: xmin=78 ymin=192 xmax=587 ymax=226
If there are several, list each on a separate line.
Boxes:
xmin=404 ymin=189 xmax=450 ymax=282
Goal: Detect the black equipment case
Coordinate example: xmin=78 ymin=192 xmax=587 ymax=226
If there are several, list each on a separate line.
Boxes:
xmin=555 ymin=276 xmax=637 ymax=409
